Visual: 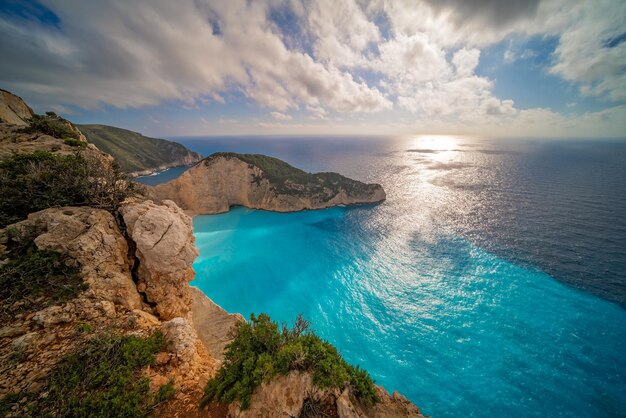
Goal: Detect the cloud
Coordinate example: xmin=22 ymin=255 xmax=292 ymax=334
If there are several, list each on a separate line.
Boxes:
xmin=0 ymin=0 xmax=390 ymax=113
xmin=270 ymin=111 xmax=293 ymax=120
xmin=0 ymin=0 xmax=623 ymax=137
xmin=546 ymin=0 xmax=626 ymax=102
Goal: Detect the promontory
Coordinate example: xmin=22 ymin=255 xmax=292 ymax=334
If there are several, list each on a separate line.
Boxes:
xmin=150 ymin=152 xmax=386 ymax=215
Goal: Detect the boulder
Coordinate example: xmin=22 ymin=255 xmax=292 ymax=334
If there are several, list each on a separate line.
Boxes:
xmin=120 ymin=200 xmax=198 ymax=320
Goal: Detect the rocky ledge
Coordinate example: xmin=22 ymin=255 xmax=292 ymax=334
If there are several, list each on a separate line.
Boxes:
xmin=150 ymin=152 xmax=386 ymax=215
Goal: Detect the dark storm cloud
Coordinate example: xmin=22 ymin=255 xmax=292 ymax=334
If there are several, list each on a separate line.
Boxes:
xmin=424 ymin=0 xmax=541 ymax=28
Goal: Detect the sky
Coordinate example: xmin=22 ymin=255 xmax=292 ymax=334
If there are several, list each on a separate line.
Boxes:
xmin=0 ymin=0 xmax=625 ymax=138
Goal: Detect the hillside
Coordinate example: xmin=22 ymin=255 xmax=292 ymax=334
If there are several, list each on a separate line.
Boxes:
xmin=78 ymin=124 xmax=202 ymax=175
xmin=0 ymin=89 xmax=33 ymax=125
xmin=151 ymin=152 xmax=386 ymax=214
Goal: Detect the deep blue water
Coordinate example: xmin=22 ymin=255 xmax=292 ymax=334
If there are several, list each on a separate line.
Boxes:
xmin=148 ymin=135 xmax=626 ymax=417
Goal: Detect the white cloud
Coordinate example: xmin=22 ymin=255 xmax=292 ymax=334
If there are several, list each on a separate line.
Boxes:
xmin=270 ymin=111 xmax=293 ymax=120
xmin=0 ymin=0 xmax=623 ymax=137
xmin=0 ymin=0 xmax=390 ymax=114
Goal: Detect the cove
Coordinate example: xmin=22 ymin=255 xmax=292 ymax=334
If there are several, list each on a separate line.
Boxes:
xmin=191 ymin=206 xmax=626 ymax=417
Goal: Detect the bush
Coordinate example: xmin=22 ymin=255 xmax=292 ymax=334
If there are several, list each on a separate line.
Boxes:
xmin=0 ymin=248 xmax=85 ymax=320
xmin=28 ymin=331 xmax=170 ymax=417
xmin=0 ymin=151 xmax=138 ymax=227
xmin=201 ymin=313 xmax=378 ymax=409
xmin=19 ymin=113 xmax=80 ymax=139
xmin=63 ymin=138 xmax=87 ymax=148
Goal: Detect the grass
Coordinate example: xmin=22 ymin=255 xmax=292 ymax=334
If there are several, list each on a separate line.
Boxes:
xmin=1 ymin=331 xmax=173 ymax=417
xmin=206 ymin=152 xmax=380 ymax=197
xmin=201 ymin=313 xmax=378 ymax=410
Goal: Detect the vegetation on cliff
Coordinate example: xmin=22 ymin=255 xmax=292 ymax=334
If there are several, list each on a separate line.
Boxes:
xmin=0 ymin=151 xmax=138 ymax=227
xmin=18 ymin=112 xmax=81 ymax=140
xmin=79 ymin=124 xmax=202 ymax=173
xmin=201 ymin=313 xmax=378 ymax=409
xmin=0 ymin=246 xmax=84 ymax=321
xmin=0 ymin=331 xmax=173 ymax=417
xmin=205 ymin=152 xmax=382 ymax=197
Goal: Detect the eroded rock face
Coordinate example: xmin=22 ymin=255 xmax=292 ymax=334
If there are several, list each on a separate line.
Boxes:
xmin=6 ymin=207 xmax=141 ymax=310
xmin=0 ymin=89 xmax=33 ymax=125
xmin=227 ymin=371 xmax=425 ymax=418
xmin=189 ymin=287 xmax=244 ymax=364
xmin=120 ymin=199 xmax=198 ymax=320
xmin=151 ymin=154 xmax=386 ymax=215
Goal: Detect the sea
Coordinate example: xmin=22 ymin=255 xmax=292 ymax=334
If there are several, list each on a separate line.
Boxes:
xmin=136 ymin=135 xmax=626 ymax=417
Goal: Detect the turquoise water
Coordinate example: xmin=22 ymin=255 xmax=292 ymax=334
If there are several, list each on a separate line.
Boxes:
xmin=192 ymin=206 xmax=626 ymax=417
xmin=187 ymin=135 xmax=626 ymax=417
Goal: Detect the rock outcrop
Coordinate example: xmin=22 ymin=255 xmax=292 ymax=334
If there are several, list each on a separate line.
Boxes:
xmin=227 ymin=371 xmax=425 ymax=418
xmin=0 ymin=122 xmax=111 ymax=164
xmin=0 ymin=89 xmax=33 ymax=125
xmin=190 ymin=287 xmax=244 ymax=363
xmin=120 ymin=199 xmax=198 ymax=320
xmin=151 ymin=153 xmax=386 ymax=215
xmin=6 ymin=207 xmax=142 ymax=310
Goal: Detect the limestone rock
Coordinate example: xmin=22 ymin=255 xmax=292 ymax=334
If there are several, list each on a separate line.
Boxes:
xmin=0 ymin=89 xmax=33 ymax=126
xmin=11 ymin=332 xmax=38 ymax=351
xmin=0 ymin=325 xmax=28 ymax=339
xmin=228 ymin=372 xmax=321 ymax=418
xmin=151 ymin=153 xmax=386 ymax=215
xmin=32 ymin=306 xmax=73 ymax=328
xmin=120 ymin=200 xmax=198 ymax=320
xmin=189 ymin=287 xmax=243 ymax=363
xmin=227 ymin=371 xmax=425 ymax=418
xmin=7 ymin=207 xmax=141 ymax=310
xmin=161 ymin=317 xmax=200 ymax=371
xmin=132 ymin=309 xmax=160 ymax=329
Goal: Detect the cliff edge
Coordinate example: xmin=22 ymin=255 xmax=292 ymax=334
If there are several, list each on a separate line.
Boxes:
xmin=0 ymin=90 xmax=421 ymax=417
xmin=151 ymin=152 xmax=386 ymax=215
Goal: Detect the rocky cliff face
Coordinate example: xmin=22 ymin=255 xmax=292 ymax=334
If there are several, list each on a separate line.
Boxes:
xmin=228 ymin=371 xmax=423 ymax=418
xmin=0 ymin=199 xmax=423 ymax=418
xmin=0 ymin=89 xmax=33 ymax=126
xmin=0 ymin=201 xmax=220 ymax=414
xmin=151 ymin=153 xmax=386 ymax=215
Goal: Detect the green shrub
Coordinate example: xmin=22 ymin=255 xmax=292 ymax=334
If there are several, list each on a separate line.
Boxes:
xmin=63 ymin=138 xmax=87 ymax=148
xmin=0 ymin=248 xmax=85 ymax=320
xmin=201 ymin=313 xmax=378 ymax=409
xmin=0 ymin=151 xmax=137 ymax=227
xmin=31 ymin=331 xmax=169 ymax=417
xmin=19 ymin=113 xmax=80 ymax=139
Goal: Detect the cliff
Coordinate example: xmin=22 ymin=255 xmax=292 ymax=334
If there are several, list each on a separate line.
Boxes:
xmin=0 ymin=90 xmax=421 ymax=417
xmin=0 ymin=200 xmax=423 ymax=418
xmin=151 ymin=152 xmax=386 ymax=214
xmin=78 ymin=124 xmax=203 ymax=176
xmin=0 ymin=89 xmax=33 ymax=126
